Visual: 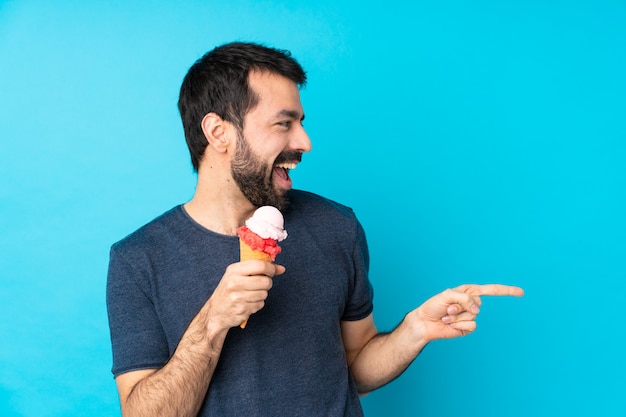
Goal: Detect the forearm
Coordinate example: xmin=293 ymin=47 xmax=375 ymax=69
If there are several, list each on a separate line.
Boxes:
xmin=349 ymin=310 xmax=428 ymax=393
xmin=122 ymin=305 xmax=228 ymax=417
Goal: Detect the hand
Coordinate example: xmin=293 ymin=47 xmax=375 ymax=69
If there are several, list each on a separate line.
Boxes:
xmin=204 ymin=260 xmax=285 ymax=330
xmin=413 ymin=284 xmax=524 ymax=342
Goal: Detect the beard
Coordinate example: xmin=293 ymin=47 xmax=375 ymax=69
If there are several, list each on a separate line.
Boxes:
xmin=230 ymin=131 xmax=301 ymax=211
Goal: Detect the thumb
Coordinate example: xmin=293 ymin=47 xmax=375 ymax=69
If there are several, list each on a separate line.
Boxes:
xmin=442 ymin=288 xmax=480 ymax=315
xmin=273 ymin=264 xmax=286 ymax=276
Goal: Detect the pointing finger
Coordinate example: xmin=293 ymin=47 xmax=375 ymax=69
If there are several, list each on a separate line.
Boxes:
xmin=457 ymin=284 xmax=524 ymax=297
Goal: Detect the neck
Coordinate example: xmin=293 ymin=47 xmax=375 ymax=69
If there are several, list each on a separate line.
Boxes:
xmin=184 ymin=162 xmax=256 ymax=236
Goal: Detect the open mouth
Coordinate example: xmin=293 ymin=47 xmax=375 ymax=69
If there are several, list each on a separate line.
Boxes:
xmin=272 ymin=152 xmax=302 ymax=190
xmin=273 ymin=162 xmax=297 ymax=185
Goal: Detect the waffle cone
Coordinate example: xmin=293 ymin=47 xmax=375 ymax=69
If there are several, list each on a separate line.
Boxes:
xmin=239 ymin=240 xmax=273 ymax=262
xmin=239 ymin=239 xmax=273 ymax=328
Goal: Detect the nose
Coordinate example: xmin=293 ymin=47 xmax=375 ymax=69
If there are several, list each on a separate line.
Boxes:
xmin=292 ymin=124 xmax=312 ymax=153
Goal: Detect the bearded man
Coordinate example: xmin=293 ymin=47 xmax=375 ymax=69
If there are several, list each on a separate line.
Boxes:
xmin=106 ymin=42 xmax=523 ymax=417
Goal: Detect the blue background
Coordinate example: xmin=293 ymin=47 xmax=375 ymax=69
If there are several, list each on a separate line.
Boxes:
xmin=1 ymin=0 xmax=624 ymax=416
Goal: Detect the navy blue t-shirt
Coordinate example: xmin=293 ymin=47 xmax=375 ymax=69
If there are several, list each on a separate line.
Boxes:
xmin=106 ymin=190 xmax=374 ymax=416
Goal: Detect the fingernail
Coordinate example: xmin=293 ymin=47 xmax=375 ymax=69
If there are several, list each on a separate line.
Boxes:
xmin=442 ymin=316 xmax=452 ymax=323
xmin=471 ymin=305 xmax=480 ymax=314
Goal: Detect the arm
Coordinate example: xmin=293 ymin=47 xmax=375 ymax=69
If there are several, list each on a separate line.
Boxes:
xmin=116 ymin=308 xmax=226 ymax=417
xmin=115 ymin=260 xmax=285 ymax=417
xmin=342 ymin=284 xmax=524 ymax=394
xmin=341 ymin=312 xmax=427 ymax=394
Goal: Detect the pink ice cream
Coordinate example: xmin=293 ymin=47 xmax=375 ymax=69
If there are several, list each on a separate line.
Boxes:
xmin=237 ymin=206 xmax=287 ymax=261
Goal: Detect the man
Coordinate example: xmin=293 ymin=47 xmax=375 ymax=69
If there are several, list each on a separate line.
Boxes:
xmin=106 ymin=42 xmax=523 ymax=417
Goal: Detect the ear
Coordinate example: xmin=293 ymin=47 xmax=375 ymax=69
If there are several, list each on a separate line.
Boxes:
xmin=201 ymin=112 xmax=231 ymax=153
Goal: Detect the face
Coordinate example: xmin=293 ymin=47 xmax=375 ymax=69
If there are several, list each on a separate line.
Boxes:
xmin=230 ymin=71 xmax=311 ymax=210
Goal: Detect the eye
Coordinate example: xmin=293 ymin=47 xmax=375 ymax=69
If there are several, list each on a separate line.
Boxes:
xmin=278 ymin=121 xmax=292 ymax=129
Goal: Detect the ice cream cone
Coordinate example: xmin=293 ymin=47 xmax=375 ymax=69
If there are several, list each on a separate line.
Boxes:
xmin=236 ymin=206 xmax=287 ymax=329
xmin=239 ymin=240 xmax=272 ymax=329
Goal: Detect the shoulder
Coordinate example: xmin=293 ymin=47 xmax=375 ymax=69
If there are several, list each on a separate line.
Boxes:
xmin=287 ymin=189 xmax=357 ymax=222
xmin=110 ymin=205 xmax=185 ymax=258
xmin=286 ymin=190 xmax=364 ymax=243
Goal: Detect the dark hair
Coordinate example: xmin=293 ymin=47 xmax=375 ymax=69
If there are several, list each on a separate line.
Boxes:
xmin=178 ymin=42 xmax=307 ymax=171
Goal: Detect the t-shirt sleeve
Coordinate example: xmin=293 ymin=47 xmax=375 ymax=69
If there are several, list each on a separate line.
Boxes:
xmin=341 ymin=219 xmax=374 ymax=321
xmin=106 ymin=245 xmax=170 ymax=377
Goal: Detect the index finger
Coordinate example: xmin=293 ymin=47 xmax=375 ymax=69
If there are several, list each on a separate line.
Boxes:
xmin=237 ymin=260 xmax=286 ymax=277
xmin=456 ymin=284 xmax=524 ymax=297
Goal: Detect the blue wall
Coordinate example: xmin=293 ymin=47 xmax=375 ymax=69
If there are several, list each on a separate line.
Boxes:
xmin=1 ymin=1 xmax=624 ymax=416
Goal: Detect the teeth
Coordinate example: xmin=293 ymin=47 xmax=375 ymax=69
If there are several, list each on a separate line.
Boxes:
xmin=276 ymin=163 xmax=297 ymax=169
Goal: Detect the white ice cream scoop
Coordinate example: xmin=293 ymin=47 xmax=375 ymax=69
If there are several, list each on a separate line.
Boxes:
xmin=245 ymin=206 xmax=288 ymax=241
